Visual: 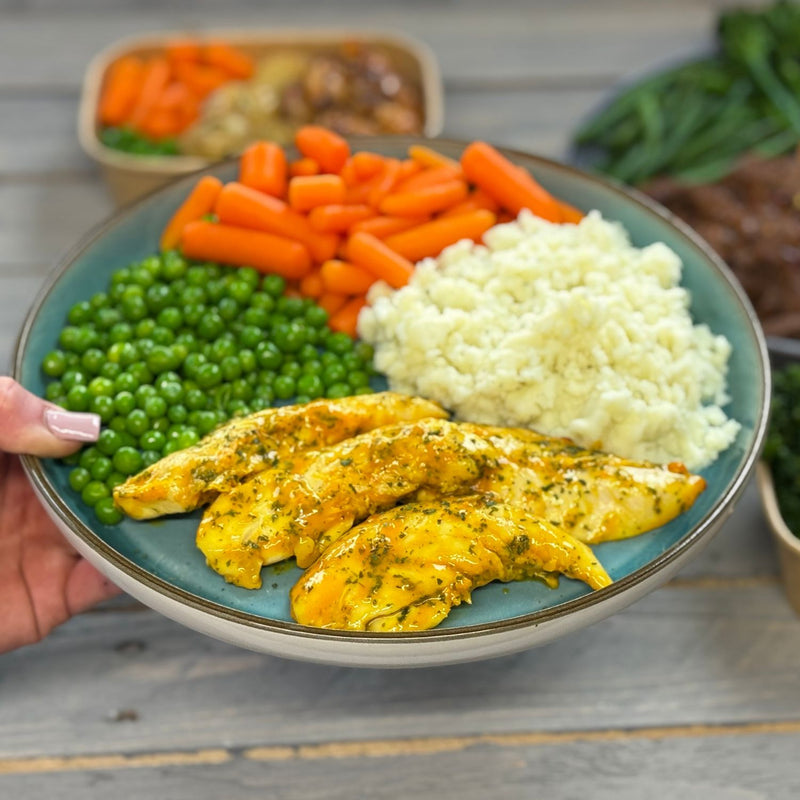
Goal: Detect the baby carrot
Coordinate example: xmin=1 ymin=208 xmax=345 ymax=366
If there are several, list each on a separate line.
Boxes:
xmin=407 ymin=144 xmax=461 ymax=171
xmin=439 ymin=188 xmax=500 ymax=218
xmin=379 ymin=179 xmax=469 ymax=217
xmin=289 ymin=157 xmax=320 ymax=177
xmin=299 ymin=268 xmax=325 ymax=299
xmin=173 ymin=61 xmax=230 ymax=98
xmin=180 ymin=220 xmax=311 ymax=279
xmin=239 ymin=141 xmax=288 ymax=197
xmin=288 ymin=174 xmax=346 ymax=212
xmin=317 ymin=292 xmax=348 ymax=316
xmin=203 ymin=41 xmax=255 ymax=80
xmin=460 ymin=141 xmax=561 ymax=221
xmin=308 ymin=204 xmax=375 ymax=234
xmin=98 ymin=56 xmax=145 ymax=126
xmin=349 ymin=214 xmax=428 ymax=239
xmin=383 ymin=209 xmax=497 ymax=263
xmin=128 ymin=57 xmax=171 ymax=129
xmin=215 ymin=181 xmax=338 ymax=263
xmin=351 ymin=151 xmax=387 ymax=181
xmin=367 ymin=159 xmax=403 ymax=208
xmin=160 ymin=175 xmax=224 ymax=252
xmin=295 ymin=125 xmax=350 ymax=174
xmin=165 ymin=39 xmax=201 ymax=64
xmin=320 ymin=259 xmax=378 ymax=294
xmin=345 ymin=232 xmax=414 ymax=289
xmin=393 ymin=164 xmax=464 ymax=193
xmin=328 ymin=295 xmax=367 ymax=338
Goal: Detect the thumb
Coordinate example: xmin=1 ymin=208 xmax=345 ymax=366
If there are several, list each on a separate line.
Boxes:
xmin=0 ymin=377 xmax=100 ymax=458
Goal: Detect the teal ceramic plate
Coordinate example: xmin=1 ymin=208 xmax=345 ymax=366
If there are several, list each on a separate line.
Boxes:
xmin=14 ymin=137 xmax=770 ymax=668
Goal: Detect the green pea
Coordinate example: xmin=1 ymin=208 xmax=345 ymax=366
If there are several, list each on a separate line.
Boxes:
xmin=262 ymin=274 xmax=286 ymax=297
xmin=68 ymin=466 xmax=92 ymax=493
xmin=304 ymin=304 xmax=329 ymax=328
xmin=90 ymin=456 xmax=113 ymax=481
xmin=141 ymin=450 xmax=162 ymax=468
xmin=65 ymin=384 xmax=90 ymax=411
xmin=326 ymin=382 xmax=352 ymax=399
xmin=348 ymin=370 xmax=370 ymax=388
xmin=125 ymin=408 xmax=150 ymax=437
xmin=94 ymin=497 xmax=123 ymax=525
xmin=45 ymin=381 xmax=64 ymax=401
xmin=322 ymin=362 xmax=347 ymax=387
xmin=273 ymin=374 xmax=296 ymax=400
xmin=325 ymin=331 xmax=354 ymax=355
xmin=184 ymin=387 xmax=207 ymax=411
xmin=238 ymin=324 xmax=264 ymax=349
xmin=108 ymin=322 xmax=134 ymax=343
xmin=89 ymin=394 xmax=116 ymax=422
xmin=95 ymin=307 xmax=122 ymax=331
xmin=67 ymin=301 xmax=93 ymax=326
xmin=81 ymin=480 xmax=110 ymax=507
xmin=42 ymin=350 xmax=67 ymax=377
xmin=255 ymin=341 xmax=282 ymax=370
xmin=239 ymin=349 xmax=256 ymax=374
xmin=196 ymin=362 xmax=222 ymax=389
xmin=296 ymin=373 xmax=324 ymax=398
xmin=143 ymin=395 xmax=168 ymax=419
xmin=157 ymin=306 xmax=183 ymax=330
xmin=139 ymin=429 xmax=166 ymax=451
xmin=249 ymin=291 xmax=275 ymax=312
xmin=161 ymin=250 xmax=188 ymax=280
xmin=217 ymin=296 xmax=240 ymax=321
xmin=276 ymin=296 xmax=305 ymax=318
xmin=113 ymin=446 xmax=144 ymax=476
xmin=78 ymin=446 xmax=101 ymax=469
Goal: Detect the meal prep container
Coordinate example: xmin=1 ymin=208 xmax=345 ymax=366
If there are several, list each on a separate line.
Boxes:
xmin=757 ymin=336 xmax=800 ymax=617
xmin=78 ymin=29 xmax=444 ymax=206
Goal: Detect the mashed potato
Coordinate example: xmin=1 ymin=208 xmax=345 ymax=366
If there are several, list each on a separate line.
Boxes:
xmin=357 ymin=210 xmax=740 ymax=470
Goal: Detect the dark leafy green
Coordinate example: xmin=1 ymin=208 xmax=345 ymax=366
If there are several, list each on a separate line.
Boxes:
xmin=764 ymin=363 xmax=800 ymax=537
xmin=573 ymin=0 xmax=800 ymax=185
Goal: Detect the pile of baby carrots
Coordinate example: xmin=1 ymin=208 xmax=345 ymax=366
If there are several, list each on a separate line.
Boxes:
xmin=98 ymin=39 xmax=254 ymax=140
xmin=160 ymin=125 xmax=584 ymax=336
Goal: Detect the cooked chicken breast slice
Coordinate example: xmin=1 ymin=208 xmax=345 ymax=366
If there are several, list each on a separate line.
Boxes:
xmin=113 ymin=392 xmax=447 ymax=519
xmin=418 ymin=424 xmax=707 ymax=544
xmin=290 ymin=496 xmax=612 ymax=632
xmin=196 ymin=419 xmax=501 ymax=588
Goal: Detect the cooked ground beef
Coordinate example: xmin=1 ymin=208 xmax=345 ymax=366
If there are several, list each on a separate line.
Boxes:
xmin=645 ymin=152 xmax=800 ymax=337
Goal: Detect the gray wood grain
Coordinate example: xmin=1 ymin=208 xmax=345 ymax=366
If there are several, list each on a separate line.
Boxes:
xmin=4 ymin=727 xmax=800 ymax=800
xmin=2 ymin=582 xmax=797 ymax=759
xmin=0 ymin=3 xmax=715 ymax=90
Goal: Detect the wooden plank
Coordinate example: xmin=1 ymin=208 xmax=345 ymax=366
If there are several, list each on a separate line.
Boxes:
xmin=0 ymin=3 xmax=716 ymax=90
xmin=0 ymin=94 xmax=89 ymax=176
xmin=2 ymin=722 xmax=800 ymax=798
xmin=0 ymin=180 xmax=114 ymax=266
xmin=1 ymin=581 xmax=798 ymax=759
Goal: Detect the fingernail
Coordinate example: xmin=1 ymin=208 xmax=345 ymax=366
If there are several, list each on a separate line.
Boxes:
xmin=44 ymin=409 xmax=101 ymax=442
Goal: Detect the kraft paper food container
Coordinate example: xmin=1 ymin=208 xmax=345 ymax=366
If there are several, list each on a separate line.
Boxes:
xmin=757 ymin=462 xmax=800 ymax=616
xmin=78 ymin=29 xmax=444 ymax=206
xmin=757 ymin=337 xmax=800 ymax=617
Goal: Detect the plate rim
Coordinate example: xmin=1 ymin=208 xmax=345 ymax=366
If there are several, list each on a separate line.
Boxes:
xmin=13 ymin=135 xmax=771 ymax=650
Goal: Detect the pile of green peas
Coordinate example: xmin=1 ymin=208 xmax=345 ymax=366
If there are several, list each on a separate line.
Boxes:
xmin=40 ymin=250 xmax=377 ymax=526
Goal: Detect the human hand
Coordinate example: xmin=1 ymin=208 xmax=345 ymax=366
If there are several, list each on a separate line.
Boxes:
xmin=0 ymin=377 xmax=121 ymax=654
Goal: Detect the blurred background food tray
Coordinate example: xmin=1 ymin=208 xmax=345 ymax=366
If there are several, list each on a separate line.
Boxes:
xmin=78 ymin=28 xmax=444 ymax=206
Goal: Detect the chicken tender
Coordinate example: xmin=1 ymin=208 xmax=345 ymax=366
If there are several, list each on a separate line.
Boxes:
xmin=196 ymin=419 xmax=501 ymax=588
xmin=290 ymin=496 xmax=612 ymax=632
xmin=113 ymin=392 xmax=447 ymax=519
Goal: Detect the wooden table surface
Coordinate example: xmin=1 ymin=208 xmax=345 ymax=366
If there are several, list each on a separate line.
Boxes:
xmin=2 ymin=1 xmax=799 ymax=797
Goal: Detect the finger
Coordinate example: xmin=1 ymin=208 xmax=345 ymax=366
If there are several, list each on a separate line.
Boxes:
xmin=0 ymin=376 xmax=100 ymax=458
xmin=66 ymin=558 xmax=122 ymax=615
